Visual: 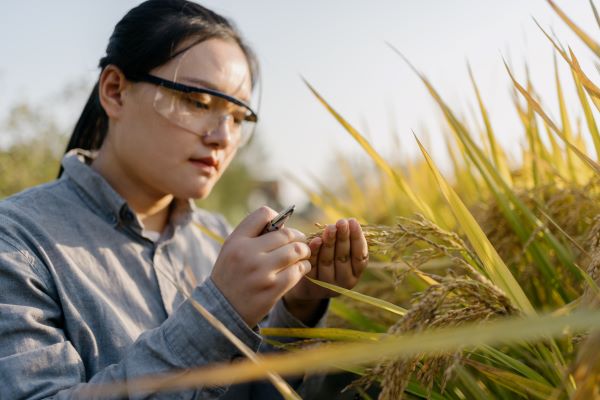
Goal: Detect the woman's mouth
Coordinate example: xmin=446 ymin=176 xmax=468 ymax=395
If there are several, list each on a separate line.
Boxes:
xmin=189 ymin=157 xmax=219 ymax=175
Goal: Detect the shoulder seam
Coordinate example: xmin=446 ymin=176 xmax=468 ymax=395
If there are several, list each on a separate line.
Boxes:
xmin=0 ymin=235 xmax=36 ymax=266
xmin=0 ymin=236 xmax=51 ymax=282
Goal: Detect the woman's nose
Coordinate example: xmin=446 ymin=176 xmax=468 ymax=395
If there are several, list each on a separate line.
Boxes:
xmin=202 ymin=115 xmax=233 ymax=148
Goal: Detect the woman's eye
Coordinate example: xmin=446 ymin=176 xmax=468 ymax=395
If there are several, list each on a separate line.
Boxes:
xmin=188 ymin=99 xmax=209 ymax=110
xmin=182 ymin=94 xmax=210 ymax=110
xmin=192 ymin=100 xmax=209 ymax=110
xmin=230 ymin=109 xmax=247 ymax=125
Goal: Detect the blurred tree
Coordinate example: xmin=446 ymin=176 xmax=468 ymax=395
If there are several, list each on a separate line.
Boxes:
xmin=0 ymin=102 xmax=66 ymax=198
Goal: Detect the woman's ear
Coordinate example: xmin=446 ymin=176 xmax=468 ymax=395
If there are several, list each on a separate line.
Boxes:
xmin=98 ymin=65 xmax=129 ymax=119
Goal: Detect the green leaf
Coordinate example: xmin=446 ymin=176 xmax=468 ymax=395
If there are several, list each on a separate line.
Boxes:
xmin=414 ymin=136 xmax=535 ymax=314
xmin=260 ymin=327 xmax=381 ymax=342
xmin=572 ymin=60 xmax=600 ymax=161
xmin=466 ymin=359 xmax=555 ymax=398
xmin=306 ymin=277 xmax=407 ymax=316
xmin=329 ymin=298 xmax=387 ymax=332
xmin=467 ymin=63 xmax=513 ymax=186
xmin=554 ymin=54 xmax=580 ymax=183
xmin=479 ymin=345 xmax=550 ymax=385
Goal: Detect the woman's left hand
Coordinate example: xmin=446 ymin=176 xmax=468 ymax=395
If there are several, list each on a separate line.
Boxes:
xmin=283 ymin=218 xmax=369 ymax=325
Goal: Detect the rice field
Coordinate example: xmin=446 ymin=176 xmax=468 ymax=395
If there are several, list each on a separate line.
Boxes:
xmin=93 ymin=1 xmax=600 ymax=398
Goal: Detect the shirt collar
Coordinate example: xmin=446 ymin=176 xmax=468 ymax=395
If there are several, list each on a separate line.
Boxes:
xmin=61 ymin=149 xmax=195 ymax=235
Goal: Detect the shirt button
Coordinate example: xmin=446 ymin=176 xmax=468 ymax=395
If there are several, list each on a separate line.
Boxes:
xmin=120 ymin=208 xmax=135 ymax=222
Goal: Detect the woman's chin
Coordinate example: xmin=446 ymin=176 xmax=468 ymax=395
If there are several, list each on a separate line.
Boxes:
xmin=181 ymin=184 xmax=214 ymax=200
xmin=167 ymin=175 xmax=215 ymax=200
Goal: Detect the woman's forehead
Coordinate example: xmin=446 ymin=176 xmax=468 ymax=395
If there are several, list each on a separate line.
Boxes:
xmin=158 ymin=38 xmax=251 ymax=101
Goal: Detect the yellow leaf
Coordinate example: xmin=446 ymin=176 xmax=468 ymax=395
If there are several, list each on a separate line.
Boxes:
xmin=506 ymin=61 xmax=600 ymax=176
xmin=83 ymin=310 xmax=600 ymax=397
xmin=414 ymin=136 xmax=535 ymax=315
xmin=260 ymin=327 xmax=381 ymax=342
xmin=305 ymin=277 xmax=407 ymax=316
xmin=546 ymin=0 xmax=600 ymax=58
xmin=302 ymin=78 xmax=435 ymax=222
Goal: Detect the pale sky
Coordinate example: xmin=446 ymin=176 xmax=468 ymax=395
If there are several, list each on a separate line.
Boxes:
xmin=1 ymin=1 xmax=598 ymax=207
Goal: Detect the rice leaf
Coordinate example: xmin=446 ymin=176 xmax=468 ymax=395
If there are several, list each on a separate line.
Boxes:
xmin=546 ymin=0 xmax=600 ymax=58
xmin=467 ymin=63 xmax=512 ymax=186
xmin=83 ymin=309 xmax=600 ymax=397
xmin=592 ymin=0 xmax=600 ymax=30
xmin=466 ymin=359 xmax=555 ymax=398
xmin=479 ymin=345 xmax=550 ymax=385
xmin=505 ymin=61 xmax=600 ymax=175
xmin=305 ymin=277 xmax=407 ymax=316
xmin=554 ymin=54 xmax=579 ymax=183
xmin=543 ymin=121 xmax=569 ymax=178
xmin=535 ymin=20 xmax=600 ymax=114
xmin=446 ymin=136 xmax=480 ymax=204
xmin=414 ymin=136 xmax=535 ymax=314
xmin=568 ymin=48 xmax=600 ymax=113
xmin=573 ymin=67 xmax=600 ymax=160
xmin=302 ymin=77 xmax=436 ymax=222
xmin=329 ymin=298 xmax=387 ymax=332
xmin=454 ymin=367 xmax=495 ymax=399
xmin=523 ymin=72 xmax=544 ymax=187
xmin=260 ymin=327 xmax=381 ymax=342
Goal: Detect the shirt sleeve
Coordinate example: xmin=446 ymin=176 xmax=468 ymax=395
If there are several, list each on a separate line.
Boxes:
xmin=0 ymin=236 xmax=261 ymax=400
xmin=266 ymin=298 xmax=329 ymax=330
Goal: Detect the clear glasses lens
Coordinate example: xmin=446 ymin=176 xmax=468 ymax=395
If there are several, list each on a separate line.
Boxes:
xmin=152 ymin=87 xmax=255 ymax=146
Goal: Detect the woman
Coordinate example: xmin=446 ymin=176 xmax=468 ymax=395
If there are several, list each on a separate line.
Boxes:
xmin=0 ymin=0 xmax=368 ymax=398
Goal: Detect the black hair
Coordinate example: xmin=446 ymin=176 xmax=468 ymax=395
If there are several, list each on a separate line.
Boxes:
xmin=59 ymin=0 xmax=258 ymax=177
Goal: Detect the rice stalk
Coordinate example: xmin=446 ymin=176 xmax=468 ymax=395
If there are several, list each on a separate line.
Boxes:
xmin=349 ymin=273 xmax=517 ymax=400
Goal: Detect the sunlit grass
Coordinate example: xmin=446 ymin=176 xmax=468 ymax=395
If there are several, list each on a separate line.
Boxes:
xmin=93 ymin=1 xmax=600 ymax=398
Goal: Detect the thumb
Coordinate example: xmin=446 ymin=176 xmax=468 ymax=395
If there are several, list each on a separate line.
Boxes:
xmin=231 ymin=206 xmax=279 ymax=238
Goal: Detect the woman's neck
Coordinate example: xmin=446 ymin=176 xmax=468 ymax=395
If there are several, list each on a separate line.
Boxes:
xmin=91 ymin=148 xmax=173 ymax=233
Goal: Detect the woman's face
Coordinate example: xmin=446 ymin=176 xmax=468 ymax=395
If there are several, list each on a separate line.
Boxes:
xmin=111 ymin=38 xmax=252 ymax=200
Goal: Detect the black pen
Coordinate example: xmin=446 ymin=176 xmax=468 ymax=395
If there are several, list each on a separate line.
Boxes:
xmin=261 ymin=205 xmax=295 ymax=235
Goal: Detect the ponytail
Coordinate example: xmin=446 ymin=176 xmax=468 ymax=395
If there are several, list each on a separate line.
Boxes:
xmin=57 ymin=82 xmax=107 ymax=177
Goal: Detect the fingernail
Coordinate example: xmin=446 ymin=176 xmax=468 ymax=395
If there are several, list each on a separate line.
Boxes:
xmin=302 ymin=262 xmax=311 ymax=273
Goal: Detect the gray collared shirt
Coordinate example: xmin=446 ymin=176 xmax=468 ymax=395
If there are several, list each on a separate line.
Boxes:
xmin=0 ymin=150 xmax=318 ymax=399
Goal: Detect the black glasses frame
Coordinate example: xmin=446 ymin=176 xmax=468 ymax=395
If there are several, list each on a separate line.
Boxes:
xmin=129 ymin=73 xmax=258 ymax=123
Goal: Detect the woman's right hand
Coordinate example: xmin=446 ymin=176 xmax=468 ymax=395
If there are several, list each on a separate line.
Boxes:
xmin=210 ymin=206 xmax=312 ymax=327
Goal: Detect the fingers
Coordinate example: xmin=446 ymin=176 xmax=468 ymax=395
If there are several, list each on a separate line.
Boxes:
xmin=256 ymin=227 xmax=307 ymax=252
xmin=265 ymin=241 xmax=311 ymax=272
xmin=333 ymin=219 xmax=354 ymax=283
xmin=274 ymin=260 xmax=312 ymax=293
xmin=306 ymin=237 xmax=322 ymax=280
xmin=349 ymin=218 xmax=369 ymax=277
xmin=231 ymin=206 xmax=278 ymax=238
xmin=317 ymin=224 xmax=336 ymax=282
